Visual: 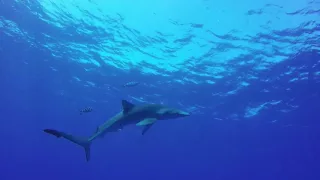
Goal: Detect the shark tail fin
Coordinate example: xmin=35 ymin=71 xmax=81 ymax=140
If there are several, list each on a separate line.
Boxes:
xmin=43 ymin=129 xmax=92 ymax=162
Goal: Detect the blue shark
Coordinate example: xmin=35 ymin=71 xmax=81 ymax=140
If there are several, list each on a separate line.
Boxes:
xmin=43 ymin=100 xmax=190 ymax=161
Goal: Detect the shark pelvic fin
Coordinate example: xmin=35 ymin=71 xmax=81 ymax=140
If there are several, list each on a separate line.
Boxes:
xmin=95 ymin=126 xmax=104 ymax=138
xmin=122 ymin=100 xmax=135 ymax=114
xmin=95 ymin=126 xmax=99 ymax=133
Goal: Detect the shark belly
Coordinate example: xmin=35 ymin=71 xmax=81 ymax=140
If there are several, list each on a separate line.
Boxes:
xmin=88 ymin=111 xmax=142 ymax=141
xmin=88 ymin=112 xmax=125 ymax=141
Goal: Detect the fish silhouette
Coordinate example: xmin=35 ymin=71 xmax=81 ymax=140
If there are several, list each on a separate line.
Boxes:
xmin=80 ymin=107 xmax=93 ymax=115
xmin=122 ymin=81 xmax=140 ymax=88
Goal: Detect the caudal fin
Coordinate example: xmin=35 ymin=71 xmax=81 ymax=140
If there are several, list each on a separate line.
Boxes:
xmin=43 ymin=129 xmax=92 ymax=162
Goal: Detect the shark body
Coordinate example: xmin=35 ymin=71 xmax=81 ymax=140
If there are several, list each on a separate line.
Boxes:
xmin=43 ymin=100 xmax=190 ymax=161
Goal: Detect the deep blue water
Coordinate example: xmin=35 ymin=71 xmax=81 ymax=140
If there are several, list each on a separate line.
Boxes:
xmin=1 ymin=0 xmax=320 ymax=180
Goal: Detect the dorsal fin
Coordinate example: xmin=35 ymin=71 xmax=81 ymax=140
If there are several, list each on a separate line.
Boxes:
xmin=122 ymin=100 xmax=135 ymax=114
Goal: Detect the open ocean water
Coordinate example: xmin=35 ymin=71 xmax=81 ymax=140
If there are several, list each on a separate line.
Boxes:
xmin=0 ymin=0 xmax=320 ymax=180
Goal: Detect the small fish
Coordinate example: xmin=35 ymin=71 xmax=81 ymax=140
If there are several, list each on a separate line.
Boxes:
xmin=80 ymin=107 xmax=93 ymax=115
xmin=122 ymin=81 xmax=140 ymax=88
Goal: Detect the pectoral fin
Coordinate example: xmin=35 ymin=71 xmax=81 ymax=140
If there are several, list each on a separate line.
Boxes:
xmin=136 ymin=118 xmax=157 ymax=135
xmin=136 ymin=118 xmax=157 ymax=126
xmin=141 ymin=124 xmax=154 ymax=135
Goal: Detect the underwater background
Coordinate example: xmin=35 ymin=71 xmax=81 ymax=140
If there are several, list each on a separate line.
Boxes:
xmin=1 ymin=0 xmax=320 ymax=179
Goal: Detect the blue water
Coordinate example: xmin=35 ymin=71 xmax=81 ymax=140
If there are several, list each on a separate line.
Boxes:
xmin=1 ymin=0 xmax=320 ymax=179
